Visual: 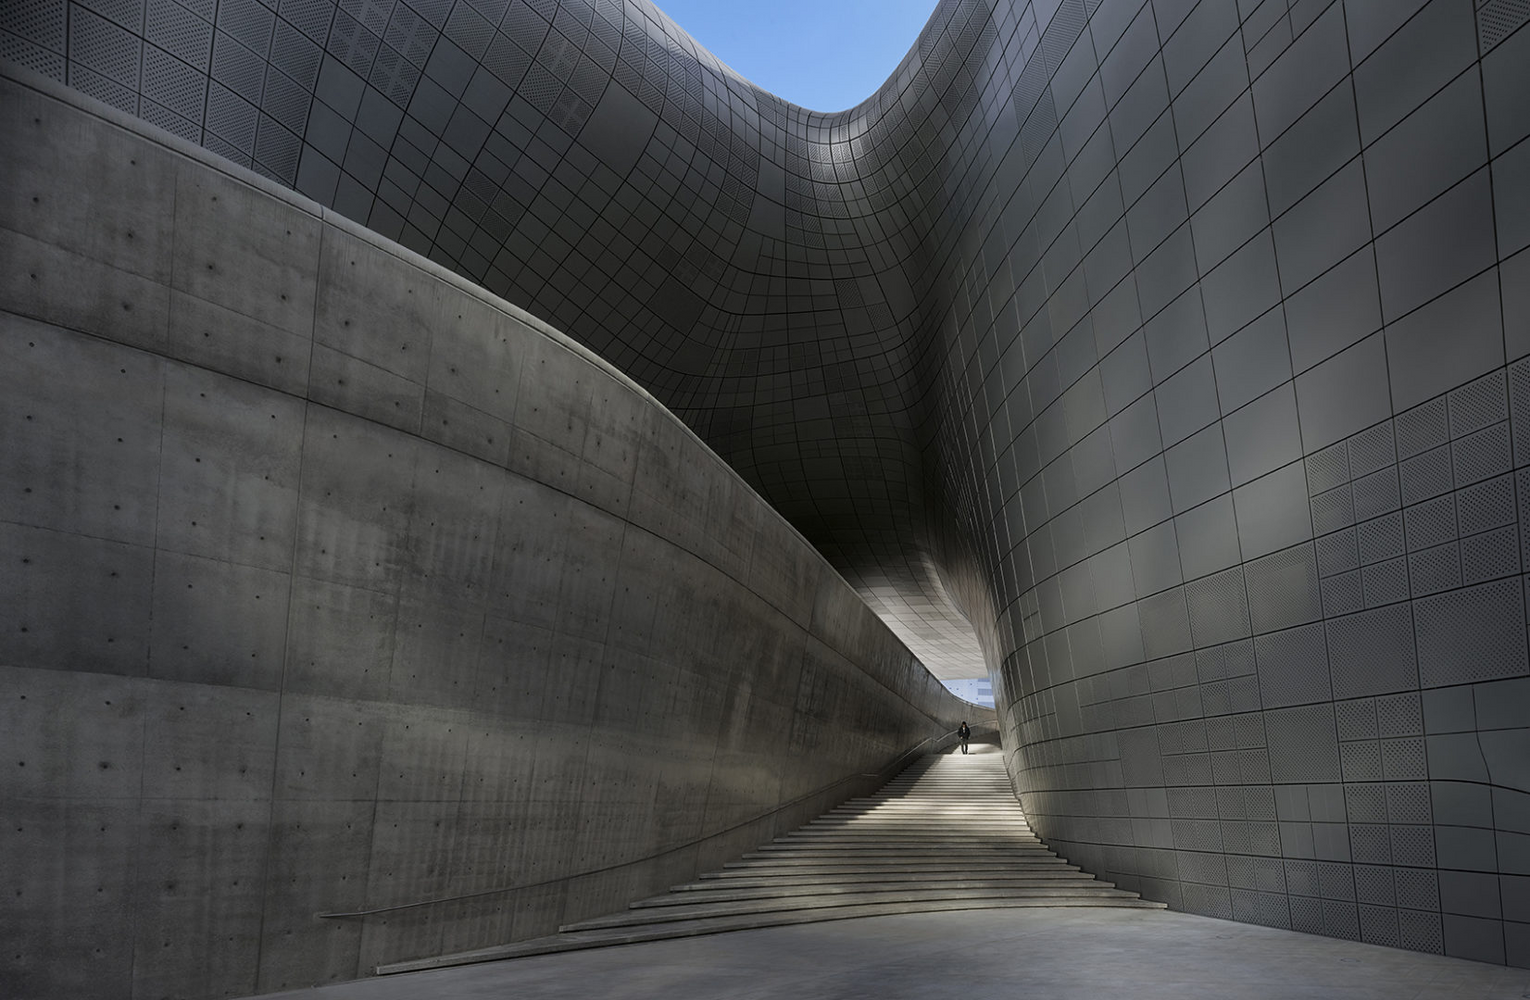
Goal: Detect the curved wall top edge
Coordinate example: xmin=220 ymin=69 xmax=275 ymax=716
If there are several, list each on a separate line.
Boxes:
xmin=0 ymin=58 xmax=978 ymax=727
xmin=1 ymin=59 xmax=987 ymax=997
xmin=3 ymin=0 xmax=1006 ymax=678
xmin=2 ymin=60 xmax=909 ymax=627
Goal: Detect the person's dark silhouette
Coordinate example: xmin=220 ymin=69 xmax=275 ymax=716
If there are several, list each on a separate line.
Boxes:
xmin=958 ymin=720 xmax=970 ymax=754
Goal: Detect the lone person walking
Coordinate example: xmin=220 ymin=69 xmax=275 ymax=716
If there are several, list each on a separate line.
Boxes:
xmin=958 ymin=720 xmax=971 ymax=754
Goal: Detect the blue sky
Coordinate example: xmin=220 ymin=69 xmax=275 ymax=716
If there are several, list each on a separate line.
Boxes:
xmin=652 ymin=0 xmax=941 ymax=112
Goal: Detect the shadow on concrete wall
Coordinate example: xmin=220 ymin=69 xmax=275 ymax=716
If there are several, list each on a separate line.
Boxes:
xmin=0 ymin=66 xmax=980 ymax=999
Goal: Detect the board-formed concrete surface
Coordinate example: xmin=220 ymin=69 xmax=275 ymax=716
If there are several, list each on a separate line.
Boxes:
xmin=0 ymin=65 xmax=980 ymax=1000
xmin=6 ymin=0 xmax=1530 ymax=983
xmin=248 ymin=906 xmax=1530 ymax=1000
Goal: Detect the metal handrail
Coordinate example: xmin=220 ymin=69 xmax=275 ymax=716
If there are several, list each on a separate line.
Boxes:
xmin=317 ymin=727 xmax=964 ymax=919
xmin=857 ymin=727 xmax=963 ymax=775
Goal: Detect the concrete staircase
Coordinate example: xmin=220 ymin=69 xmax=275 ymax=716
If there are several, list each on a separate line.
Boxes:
xmin=378 ymin=746 xmax=1162 ymax=974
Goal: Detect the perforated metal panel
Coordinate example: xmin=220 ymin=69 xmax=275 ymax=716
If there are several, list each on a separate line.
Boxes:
xmin=1255 ymin=624 xmax=1330 ymax=708
xmin=1306 ymin=444 xmax=1350 ymax=496
xmin=1380 ymin=737 xmax=1426 ymax=780
xmin=206 ymin=81 xmax=258 ymax=150
xmin=1357 ymin=513 xmax=1405 ymax=564
xmin=1395 ymin=867 xmax=1440 ymax=910
xmin=1478 ymin=0 xmax=1530 ymax=51
xmin=3 ymin=0 xmax=67 ymax=52
xmin=262 ymin=65 xmax=311 ymax=130
xmin=1400 ymin=446 xmax=1453 ymax=505
xmin=1291 ymin=895 xmax=1324 ymax=933
xmin=1460 ymin=525 xmax=1520 ymax=583
xmin=145 ymin=0 xmax=211 ymax=70
xmin=1404 ymin=496 xmax=1457 ymax=551
xmin=254 ymin=111 xmax=301 ymax=180
xmin=1316 ymin=529 xmax=1360 ymax=578
xmin=1233 ymin=888 xmax=1292 ymax=927
xmin=1322 ymin=899 xmax=1361 ymax=940
xmin=1360 ymin=902 xmax=1401 ymax=946
xmin=71 ymin=6 xmax=143 ymax=86
xmin=1245 ymin=544 xmax=1322 ymax=634
xmin=201 ymin=129 xmax=249 ymax=164
xmin=1321 ymin=571 xmax=1363 ymax=617
xmin=1341 ymin=740 xmax=1382 ymax=780
xmin=1311 ymin=487 xmax=1355 ymax=535
xmin=77 ymin=0 xmax=144 ymax=33
xmin=1452 ymin=423 xmax=1511 ymax=486
xmin=1355 ymin=865 xmax=1395 ymax=905
xmin=1391 ymin=824 xmax=1437 ymax=867
xmin=1407 ymin=543 xmax=1462 ymax=596
xmin=1414 ymin=578 xmax=1529 ymax=686
xmin=1456 ymin=474 xmax=1515 ymax=534
xmin=1335 ymin=698 xmax=1378 ymax=740
xmin=69 ymin=61 xmax=137 ymax=110
xmin=1399 ymin=908 xmax=1444 ymax=954
xmin=1449 ymin=372 xmax=1508 ymax=436
xmin=1509 ymin=358 xmax=1530 ymax=467
xmin=1348 ymin=423 xmax=1396 ymax=479
xmin=1287 ymin=859 xmax=1320 ymax=896
xmin=1374 ymin=692 xmax=1422 ymax=736
xmin=219 ymin=0 xmax=274 ymax=55
xmin=1351 ymin=468 xmax=1401 ymax=520
xmin=1185 ymin=568 xmax=1251 ymax=647
xmin=1266 ymin=704 xmax=1341 ymax=783
xmin=137 ymin=93 xmax=195 ymax=136
xmin=1386 ymin=783 xmax=1431 ymax=824
xmin=1350 ymin=825 xmax=1390 ymax=863
xmin=1396 ymin=399 xmax=1449 ymax=461
xmin=5 ymin=31 xmax=67 ymax=77
xmin=1326 ymin=604 xmax=1417 ymax=699
xmin=329 ymin=11 xmax=380 ymax=74
xmin=142 ymin=43 xmax=205 ymax=120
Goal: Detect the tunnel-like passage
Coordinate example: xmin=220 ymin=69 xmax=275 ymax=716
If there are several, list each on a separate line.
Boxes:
xmin=4 ymin=0 xmax=1530 ymax=992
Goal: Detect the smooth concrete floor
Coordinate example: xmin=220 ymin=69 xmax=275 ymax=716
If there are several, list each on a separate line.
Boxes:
xmin=254 ymin=907 xmax=1530 ymax=999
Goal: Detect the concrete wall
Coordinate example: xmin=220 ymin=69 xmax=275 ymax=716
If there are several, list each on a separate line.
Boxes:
xmin=9 ymin=0 xmax=1530 ymax=973
xmin=0 ymin=67 xmax=973 ymax=999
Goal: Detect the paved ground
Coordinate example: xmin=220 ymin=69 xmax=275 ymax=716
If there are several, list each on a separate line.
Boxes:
xmin=253 ymin=906 xmax=1530 ymax=999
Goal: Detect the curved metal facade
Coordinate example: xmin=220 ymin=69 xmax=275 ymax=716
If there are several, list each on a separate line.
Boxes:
xmin=9 ymin=0 xmax=1530 ymax=965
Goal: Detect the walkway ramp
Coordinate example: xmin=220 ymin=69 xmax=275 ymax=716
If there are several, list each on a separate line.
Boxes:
xmin=378 ymin=746 xmax=1162 ymax=975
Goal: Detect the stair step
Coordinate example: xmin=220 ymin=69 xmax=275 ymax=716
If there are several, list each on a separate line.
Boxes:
xmin=819 ymin=819 xmax=1028 ymax=826
xmin=376 ymin=897 xmax=1168 ymax=975
xmin=809 ymin=814 xmax=1029 ymax=818
xmin=776 ymin=832 xmax=1040 ymax=842
xmin=738 ymin=855 xmax=1057 ymax=865
xmin=562 ymin=886 xmax=1152 ymax=931
xmin=678 ymin=869 xmax=1090 ymax=889
xmin=825 ymin=806 xmax=1026 ymax=814
xmin=701 ymin=861 xmax=1082 ymax=877
xmin=646 ymin=879 xmax=1120 ymax=904
xmin=772 ymin=826 xmax=1035 ymax=833
xmin=378 ymin=748 xmax=1159 ymax=975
